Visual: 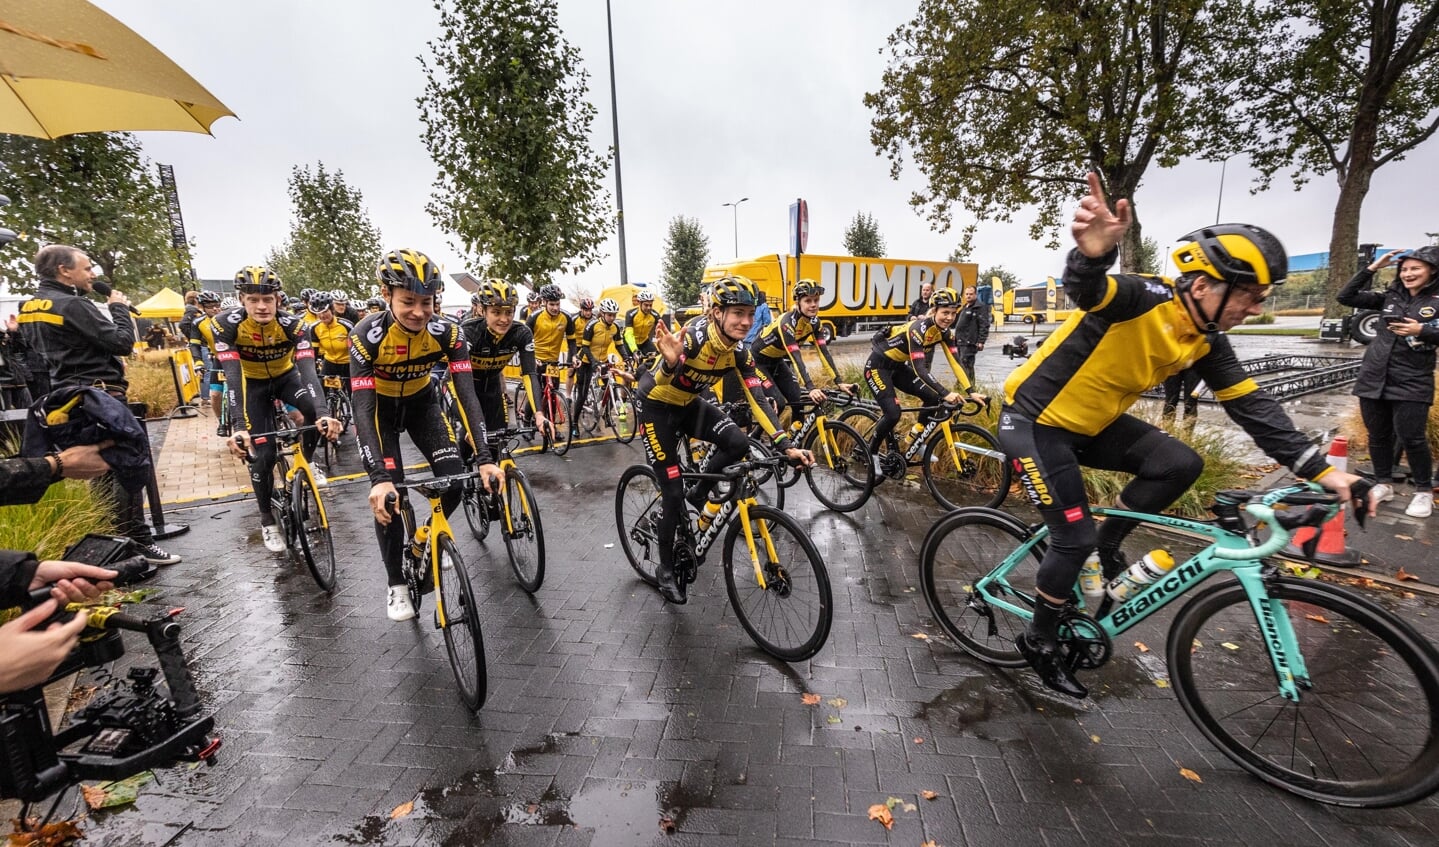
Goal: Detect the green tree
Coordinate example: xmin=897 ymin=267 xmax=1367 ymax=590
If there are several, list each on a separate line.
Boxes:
xmin=419 ymin=0 xmax=614 ymax=283
xmin=0 ymin=133 xmax=191 ymax=296
xmin=265 ymin=162 xmax=383 ymax=299
xmin=866 ymin=0 xmax=1242 ymax=270
xmin=1132 ymin=236 xmax=1161 ymax=275
xmin=660 ymin=216 xmax=710 ymax=306
xmin=843 ymin=212 xmax=887 ymax=257
xmin=978 ymin=265 xmax=1022 ymax=291
xmin=1230 ymin=1 xmax=1439 ymax=316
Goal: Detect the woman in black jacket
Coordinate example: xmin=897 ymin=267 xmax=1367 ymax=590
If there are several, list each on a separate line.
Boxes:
xmin=1337 ymin=245 xmax=1439 ymax=517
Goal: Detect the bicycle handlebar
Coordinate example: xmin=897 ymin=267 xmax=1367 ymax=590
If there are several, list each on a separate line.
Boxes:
xmin=1209 ymin=480 xmax=1373 ymax=561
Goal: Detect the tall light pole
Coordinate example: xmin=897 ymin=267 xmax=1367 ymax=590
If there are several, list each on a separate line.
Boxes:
xmin=605 ymin=0 xmax=628 ymax=285
xmin=722 ymin=197 xmax=749 ymax=257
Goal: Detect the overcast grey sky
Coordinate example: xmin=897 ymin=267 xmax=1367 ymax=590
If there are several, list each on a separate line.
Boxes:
xmin=98 ymin=0 xmax=1439 ymax=294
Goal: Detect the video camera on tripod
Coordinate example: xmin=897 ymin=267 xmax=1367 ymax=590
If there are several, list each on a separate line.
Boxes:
xmin=0 ymin=534 xmax=219 ymax=804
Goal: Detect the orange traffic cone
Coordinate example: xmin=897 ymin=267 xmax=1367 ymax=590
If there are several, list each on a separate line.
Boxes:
xmin=1282 ymin=436 xmax=1361 ymax=567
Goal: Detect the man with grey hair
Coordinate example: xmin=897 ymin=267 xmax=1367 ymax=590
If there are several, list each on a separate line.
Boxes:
xmin=18 ymin=244 xmax=181 ymax=565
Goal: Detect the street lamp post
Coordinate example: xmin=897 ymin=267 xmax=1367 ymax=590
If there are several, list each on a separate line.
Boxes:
xmin=722 ymin=197 xmax=749 ymax=257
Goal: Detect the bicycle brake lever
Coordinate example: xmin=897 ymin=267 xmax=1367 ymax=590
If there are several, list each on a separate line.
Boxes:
xmin=1349 ymin=478 xmax=1374 ymax=530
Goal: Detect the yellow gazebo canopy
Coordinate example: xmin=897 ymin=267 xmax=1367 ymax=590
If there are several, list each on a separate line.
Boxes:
xmin=135 ymin=286 xmax=185 ymax=320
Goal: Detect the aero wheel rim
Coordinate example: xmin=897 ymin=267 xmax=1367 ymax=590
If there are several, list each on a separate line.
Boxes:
xmin=437 ymin=541 xmax=484 ymax=708
xmin=727 ymin=515 xmax=827 ymax=659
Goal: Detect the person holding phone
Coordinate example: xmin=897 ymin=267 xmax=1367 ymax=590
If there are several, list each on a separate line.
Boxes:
xmin=1337 ymin=246 xmax=1439 ymax=517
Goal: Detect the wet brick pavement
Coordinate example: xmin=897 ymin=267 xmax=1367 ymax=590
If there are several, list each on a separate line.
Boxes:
xmin=75 ymin=436 xmax=1439 ymax=846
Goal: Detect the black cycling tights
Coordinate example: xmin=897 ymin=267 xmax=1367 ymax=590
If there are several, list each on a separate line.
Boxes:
xmin=996 ymin=410 xmax=1202 ymax=599
xmin=243 ymin=370 xmax=320 ymax=525
xmin=371 ymin=395 xmax=465 ymax=586
xmin=863 ymin=357 xmax=943 ymax=453
xmin=636 ymin=386 xmax=749 ymax=574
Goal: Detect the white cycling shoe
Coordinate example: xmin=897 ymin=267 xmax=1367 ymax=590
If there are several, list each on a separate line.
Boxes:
xmin=387 ymin=586 xmax=417 ymax=621
xmin=261 ymin=524 xmax=287 ymax=553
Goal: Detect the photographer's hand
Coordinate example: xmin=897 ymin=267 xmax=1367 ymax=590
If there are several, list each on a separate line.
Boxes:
xmin=0 ymin=600 xmax=89 ymax=693
xmin=32 ymin=561 xmax=117 ymax=604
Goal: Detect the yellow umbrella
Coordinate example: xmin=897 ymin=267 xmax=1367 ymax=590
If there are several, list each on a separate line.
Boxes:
xmin=0 ymin=0 xmax=234 ymax=139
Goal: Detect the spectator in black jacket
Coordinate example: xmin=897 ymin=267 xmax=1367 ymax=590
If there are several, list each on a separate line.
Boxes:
xmin=17 ymin=245 xmax=180 ymax=565
xmin=1337 ymin=245 xmax=1439 ymax=518
xmin=907 ymin=282 xmax=935 ymax=318
xmin=0 ymin=318 xmax=31 ymax=410
xmin=952 ymin=287 xmax=990 ymax=382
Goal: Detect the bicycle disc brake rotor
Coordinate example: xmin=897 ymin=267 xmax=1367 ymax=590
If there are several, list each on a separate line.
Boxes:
xmin=1056 ymin=608 xmax=1111 ymax=670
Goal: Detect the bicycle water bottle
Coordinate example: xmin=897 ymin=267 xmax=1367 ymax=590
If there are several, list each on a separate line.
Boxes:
xmin=698 ymin=500 xmax=722 ymax=531
xmin=1078 ymin=552 xmax=1105 ymax=610
xmin=1105 ymin=549 xmax=1175 ymax=602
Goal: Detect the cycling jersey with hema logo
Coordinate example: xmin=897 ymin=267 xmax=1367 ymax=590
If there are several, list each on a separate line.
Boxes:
xmin=643 ymin=316 xmax=785 ymax=441
xmin=211 ymin=308 xmax=312 ymax=380
xmin=349 ymin=311 xmax=465 ymax=398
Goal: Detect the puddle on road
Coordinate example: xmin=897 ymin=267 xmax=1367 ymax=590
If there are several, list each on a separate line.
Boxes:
xmin=339 ymin=732 xmax=705 ymax=846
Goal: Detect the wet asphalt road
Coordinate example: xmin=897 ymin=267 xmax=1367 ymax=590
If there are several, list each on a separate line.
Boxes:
xmin=74 ymin=430 xmax=1439 ymax=846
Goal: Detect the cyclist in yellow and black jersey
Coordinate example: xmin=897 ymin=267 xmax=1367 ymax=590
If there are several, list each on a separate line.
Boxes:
xmin=621 ymin=290 xmax=674 ymax=362
xmin=304 ymin=292 xmax=354 ymax=396
xmin=637 ymin=275 xmax=813 ymax=605
xmin=526 ymin=284 xmax=577 ymax=363
xmin=216 ymin=267 xmax=340 ymax=555
xmin=459 ymin=279 xmax=551 ymax=437
xmin=184 ymin=291 xmax=226 ymax=433
xmin=573 ymin=297 xmax=628 ymax=427
xmin=351 ymin=249 xmax=502 ymax=623
xmin=863 ymin=291 xmax=985 ymax=461
xmin=751 ymin=278 xmax=856 ymax=413
xmin=999 ymin=173 xmax=1370 ymax=700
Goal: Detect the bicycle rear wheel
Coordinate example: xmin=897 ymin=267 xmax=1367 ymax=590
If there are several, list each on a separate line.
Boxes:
xmin=502 ymin=469 xmax=545 ymax=593
xmin=802 ymin=419 xmax=873 ymax=512
xmin=837 ymin=406 xmax=879 ymax=446
xmin=291 ymin=470 xmax=337 ymax=592
xmin=576 ymin=386 xmax=601 ymax=435
xmin=923 ymin=423 xmax=1012 ymax=510
xmin=548 ymin=384 xmax=572 ymax=455
xmin=615 ymin=464 xmax=663 ymax=586
xmin=435 ymin=534 xmax=487 ymax=710
xmin=723 ymin=505 xmax=832 ymax=662
xmin=461 ymin=476 xmax=491 ymax=543
xmin=1168 ymin=578 xmax=1439 ymax=807
xmin=919 ymin=508 xmax=1040 ymax=666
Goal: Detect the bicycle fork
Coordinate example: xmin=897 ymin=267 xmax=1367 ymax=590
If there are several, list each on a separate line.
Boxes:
xmin=736 ymin=499 xmax=778 ymax=591
xmin=1234 ymin=567 xmax=1308 ymax=702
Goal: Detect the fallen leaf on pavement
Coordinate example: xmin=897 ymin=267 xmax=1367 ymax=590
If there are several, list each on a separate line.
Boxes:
xmin=921 ymin=841 xmax=940 ymax=847
xmin=913 ymin=737 xmax=924 ymax=744
xmin=1397 ymin=568 xmax=1420 ymax=582
xmin=826 ymin=715 xmax=842 ymax=724
xmin=801 ymin=693 xmax=821 ymax=705
xmin=390 ymin=801 xmax=415 ymax=820
xmin=921 ymin=790 xmax=939 ymax=800
xmin=827 ymin=697 xmax=847 ymax=708
xmin=911 ymin=632 xmax=930 ymax=640
xmin=1221 ymin=642 xmax=1239 ymax=650
xmin=1305 ymin=613 xmax=1331 ymax=624
xmin=1395 ymin=534 xmax=1413 ymax=541
xmin=1134 ymin=641 xmax=1150 ymax=653
xmin=80 ymin=771 xmax=154 ymax=809
xmin=901 ymin=802 xmax=917 ymax=813
xmin=1090 ymin=734 xmax=1101 ymax=743
xmin=658 ymin=816 xmax=676 ymax=834
xmin=867 ymin=804 xmax=894 ymax=830
xmin=7 ymin=819 xmax=84 ymax=846
xmin=1179 ymin=768 xmax=1203 ymax=783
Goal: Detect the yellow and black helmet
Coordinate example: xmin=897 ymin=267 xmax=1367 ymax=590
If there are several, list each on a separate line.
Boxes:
xmin=375 ymin=248 xmax=442 ymax=296
xmin=792 ymin=278 xmax=824 ymax=300
xmin=710 ymin=275 xmax=761 ymax=307
xmin=478 ymin=278 xmax=519 ymax=307
xmin=234 ymin=266 xmax=282 ymax=295
xmin=929 ymin=288 xmax=961 ymax=308
xmin=1172 ymin=225 xmax=1287 ymax=288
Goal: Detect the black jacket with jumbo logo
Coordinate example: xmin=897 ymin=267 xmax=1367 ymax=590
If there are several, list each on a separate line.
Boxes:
xmin=18 ymin=279 xmax=137 ymax=392
xmin=1337 ymin=268 xmax=1439 ymax=404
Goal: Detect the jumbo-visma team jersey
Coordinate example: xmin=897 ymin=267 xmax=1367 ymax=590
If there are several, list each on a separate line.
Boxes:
xmin=211 ymin=308 xmax=313 ymax=380
xmin=348 ymin=311 xmax=471 ymax=399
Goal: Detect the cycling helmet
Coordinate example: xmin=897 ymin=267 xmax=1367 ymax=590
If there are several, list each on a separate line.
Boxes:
xmin=234 ymin=266 xmax=282 ymax=295
xmin=375 ymin=248 xmax=443 ymax=296
xmin=597 ymin=298 xmax=620 ymax=314
xmin=578 ymin=297 xmax=595 ymax=310
xmin=308 ymin=292 xmax=333 ymax=313
xmin=792 ymin=278 xmax=824 ymax=300
xmin=289 ymin=296 xmax=306 ymax=311
xmin=299 ymin=287 xmax=316 ymax=302
xmin=196 ymin=290 xmax=222 ymax=306
xmin=220 ymin=297 xmax=239 ymax=309
xmin=332 ymin=289 xmax=349 ymax=303
xmin=634 ymin=290 xmax=655 ymax=303
xmin=526 ymin=290 xmax=540 ymax=303
xmin=1172 ymin=224 xmax=1287 ymax=288
xmin=538 ymin=284 xmax=563 ymax=302
xmin=367 ymin=296 xmax=385 ymax=310
xmin=710 ymin=275 xmax=760 ymax=307
xmin=929 ymin=288 xmax=961 ymax=308
xmin=478 ymin=278 xmax=520 ymax=307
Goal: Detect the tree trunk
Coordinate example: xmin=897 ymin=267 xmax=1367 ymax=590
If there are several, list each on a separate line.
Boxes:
xmin=1119 ymin=202 xmax=1143 ymax=274
xmin=1322 ymin=166 xmax=1374 ymax=318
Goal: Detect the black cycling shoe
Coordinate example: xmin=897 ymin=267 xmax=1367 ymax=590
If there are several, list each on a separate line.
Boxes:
xmin=654 ymin=565 xmax=687 ymax=605
xmin=1015 ymin=633 xmax=1088 ymax=699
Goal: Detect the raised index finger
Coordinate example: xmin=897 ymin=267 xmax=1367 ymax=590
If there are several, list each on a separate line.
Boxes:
xmin=1085 ymin=172 xmax=1107 ymax=206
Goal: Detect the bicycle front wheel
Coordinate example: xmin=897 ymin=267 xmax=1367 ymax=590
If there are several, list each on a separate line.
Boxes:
xmin=1168 ymin=578 xmax=1439 ymax=807
xmin=291 ymin=470 xmax=337 ymax=591
xmin=610 ymin=385 xmax=637 ymax=444
xmin=922 ymin=423 xmax=1012 ymax=510
xmin=837 ymin=406 xmax=879 ymax=446
xmin=436 ymin=534 xmax=487 ymax=711
xmin=615 ymin=464 xmax=663 ymax=586
xmin=576 ymin=386 xmax=600 ymax=435
xmin=502 ymin=469 xmax=545 ymax=593
xmin=552 ymin=385 xmax=573 ymax=455
xmin=919 ymin=508 xmax=1041 ymax=666
xmin=723 ymin=505 xmax=832 ymax=662
xmin=802 ymin=419 xmax=873 ymax=512
xmin=461 ymin=476 xmax=490 ymax=543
